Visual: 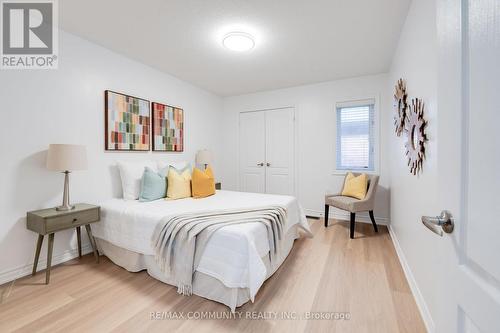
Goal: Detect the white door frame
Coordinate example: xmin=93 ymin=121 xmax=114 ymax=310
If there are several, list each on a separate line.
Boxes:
xmin=237 ymin=106 xmax=298 ymax=197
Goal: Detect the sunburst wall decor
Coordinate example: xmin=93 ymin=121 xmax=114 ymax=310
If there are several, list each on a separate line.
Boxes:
xmin=404 ymin=98 xmax=428 ymax=175
xmin=393 ymin=78 xmax=408 ymax=136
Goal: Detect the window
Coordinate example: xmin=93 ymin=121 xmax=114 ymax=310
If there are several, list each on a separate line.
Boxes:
xmin=336 ymin=101 xmax=375 ymax=171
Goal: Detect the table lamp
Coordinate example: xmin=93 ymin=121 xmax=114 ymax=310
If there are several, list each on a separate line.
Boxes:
xmin=46 ymin=144 xmax=87 ymax=211
xmin=195 ymin=149 xmax=212 ymax=169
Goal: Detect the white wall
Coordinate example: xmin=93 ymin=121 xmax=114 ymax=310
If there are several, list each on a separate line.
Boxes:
xmin=386 ymin=0 xmax=439 ymax=331
xmin=0 ymin=31 xmax=223 ymax=283
xmin=221 ymin=74 xmax=390 ymax=222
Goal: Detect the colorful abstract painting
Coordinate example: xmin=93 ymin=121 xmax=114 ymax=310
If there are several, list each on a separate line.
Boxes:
xmin=152 ymin=102 xmax=184 ymax=152
xmin=105 ymin=90 xmax=150 ymax=151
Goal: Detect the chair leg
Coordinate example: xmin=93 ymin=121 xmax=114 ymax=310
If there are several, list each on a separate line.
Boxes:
xmin=324 ymin=205 xmax=330 ymax=227
xmin=350 ymin=212 xmax=356 ymax=239
xmin=369 ymin=210 xmax=379 ymax=233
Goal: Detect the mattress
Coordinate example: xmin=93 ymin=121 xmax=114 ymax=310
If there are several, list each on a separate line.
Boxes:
xmin=92 ymin=190 xmax=311 ymax=299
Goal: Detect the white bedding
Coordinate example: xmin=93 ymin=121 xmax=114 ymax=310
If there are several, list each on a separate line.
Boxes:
xmin=93 ymin=190 xmax=311 ymax=299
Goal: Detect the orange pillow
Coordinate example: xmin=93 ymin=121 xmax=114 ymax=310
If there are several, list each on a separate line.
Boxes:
xmin=191 ymin=166 xmax=216 ymax=198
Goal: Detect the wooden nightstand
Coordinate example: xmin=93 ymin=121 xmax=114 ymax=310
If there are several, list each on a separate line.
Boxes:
xmin=27 ymin=203 xmax=100 ymax=284
xmin=215 ymin=182 xmax=221 ymax=190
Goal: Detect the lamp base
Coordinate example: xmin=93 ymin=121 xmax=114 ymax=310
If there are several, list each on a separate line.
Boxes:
xmin=56 ymin=204 xmax=75 ymax=211
xmin=57 ymin=171 xmax=74 ymax=211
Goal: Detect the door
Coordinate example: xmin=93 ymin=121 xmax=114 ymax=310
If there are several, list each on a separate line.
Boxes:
xmin=239 ymin=108 xmax=295 ymax=195
xmin=433 ymin=0 xmax=500 ymax=332
xmin=239 ymin=111 xmax=266 ymax=193
xmin=265 ymin=108 xmax=295 ymax=195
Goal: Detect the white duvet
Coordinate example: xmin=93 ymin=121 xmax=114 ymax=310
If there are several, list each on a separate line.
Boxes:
xmin=92 ymin=190 xmax=311 ymax=299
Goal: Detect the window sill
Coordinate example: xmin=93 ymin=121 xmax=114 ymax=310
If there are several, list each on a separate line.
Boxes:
xmin=332 ymin=169 xmax=378 ymax=176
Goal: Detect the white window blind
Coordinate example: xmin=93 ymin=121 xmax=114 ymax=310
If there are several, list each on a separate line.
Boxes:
xmin=336 ymin=102 xmax=375 ymax=171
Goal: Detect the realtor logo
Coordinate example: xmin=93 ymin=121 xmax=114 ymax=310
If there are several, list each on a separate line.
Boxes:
xmin=1 ymin=0 xmax=58 ymax=69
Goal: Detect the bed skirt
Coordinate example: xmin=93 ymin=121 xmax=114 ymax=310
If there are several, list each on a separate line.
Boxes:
xmin=95 ymin=225 xmax=300 ymax=312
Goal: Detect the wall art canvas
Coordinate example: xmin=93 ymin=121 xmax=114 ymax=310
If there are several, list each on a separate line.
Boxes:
xmin=105 ymin=90 xmax=150 ymax=151
xmin=152 ymin=102 xmax=184 ymax=152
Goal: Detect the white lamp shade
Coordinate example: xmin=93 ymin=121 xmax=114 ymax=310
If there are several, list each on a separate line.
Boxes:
xmin=46 ymin=144 xmax=87 ymax=171
xmin=195 ymin=149 xmax=212 ymax=165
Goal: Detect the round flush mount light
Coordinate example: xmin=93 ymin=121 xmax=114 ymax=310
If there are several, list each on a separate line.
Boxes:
xmin=222 ymin=32 xmax=255 ymax=52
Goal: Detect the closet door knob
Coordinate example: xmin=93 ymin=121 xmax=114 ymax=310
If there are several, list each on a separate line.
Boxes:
xmin=266 ymin=162 xmax=271 ymax=167
xmin=257 ymin=162 xmax=264 ymax=167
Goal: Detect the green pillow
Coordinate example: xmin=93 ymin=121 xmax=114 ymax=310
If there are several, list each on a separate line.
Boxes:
xmin=139 ymin=167 xmax=168 ymax=202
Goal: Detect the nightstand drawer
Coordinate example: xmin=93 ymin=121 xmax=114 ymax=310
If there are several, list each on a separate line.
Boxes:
xmin=46 ymin=209 xmax=99 ymax=233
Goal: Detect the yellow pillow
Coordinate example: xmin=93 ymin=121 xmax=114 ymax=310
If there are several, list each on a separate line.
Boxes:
xmin=341 ymin=172 xmax=368 ymax=200
xmin=166 ymin=167 xmax=192 ymax=200
xmin=192 ymin=166 xmax=216 ymax=199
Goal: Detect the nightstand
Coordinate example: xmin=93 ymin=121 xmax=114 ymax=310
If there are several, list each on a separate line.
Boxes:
xmin=27 ymin=203 xmax=100 ymax=284
xmin=215 ymin=182 xmax=221 ymax=190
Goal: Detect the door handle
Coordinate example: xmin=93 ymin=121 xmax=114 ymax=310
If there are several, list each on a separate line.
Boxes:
xmin=421 ymin=210 xmax=454 ymax=236
xmin=257 ymin=162 xmax=264 ymax=167
xmin=266 ymin=162 xmax=271 ymax=167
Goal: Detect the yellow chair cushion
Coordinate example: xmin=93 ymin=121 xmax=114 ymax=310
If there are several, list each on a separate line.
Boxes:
xmin=166 ymin=167 xmax=192 ymax=200
xmin=341 ymin=172 xmax=368 ymax=200
xmin=192 ymin=166 xmax=216 ymax=199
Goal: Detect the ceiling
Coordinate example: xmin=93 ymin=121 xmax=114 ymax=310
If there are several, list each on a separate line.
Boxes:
xmin=60 ymin=0 xmax=410 ymax=97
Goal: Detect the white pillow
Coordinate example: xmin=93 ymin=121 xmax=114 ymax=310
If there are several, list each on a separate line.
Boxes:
xmin=117 ymin=160 xmax=157 ymax=200
xmin=157 ymin=160 xmax=189 ymax=171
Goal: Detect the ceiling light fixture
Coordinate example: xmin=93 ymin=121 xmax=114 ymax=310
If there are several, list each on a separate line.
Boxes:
xmin=222 ymin=32 xmax=255 ymax=52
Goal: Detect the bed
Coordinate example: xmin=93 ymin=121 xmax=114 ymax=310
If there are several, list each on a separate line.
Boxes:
xmin=92 ymin=190 xmax=312 ymax=311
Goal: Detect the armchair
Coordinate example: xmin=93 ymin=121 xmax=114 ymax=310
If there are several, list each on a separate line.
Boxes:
xmin=324 ymin=173 xmax=379 ymax=239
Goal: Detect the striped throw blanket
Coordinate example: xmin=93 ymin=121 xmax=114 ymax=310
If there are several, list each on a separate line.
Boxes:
xmin=151 ymin=206 xmax=287 ymax=296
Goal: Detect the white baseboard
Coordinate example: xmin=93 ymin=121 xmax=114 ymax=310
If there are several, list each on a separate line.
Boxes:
xmin=305 ymin=208 xmax=389 ymax=225
xmin=388 ymin=226 xmax=435 ymax=333
xmin=0 ymin=244 xmax=93 ymax=286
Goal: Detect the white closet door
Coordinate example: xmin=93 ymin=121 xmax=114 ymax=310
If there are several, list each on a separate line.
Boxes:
xmin=239 ymin=111 xmax=266 ymax=193
xmin=265 ymin=108 xmax=295 ymax=196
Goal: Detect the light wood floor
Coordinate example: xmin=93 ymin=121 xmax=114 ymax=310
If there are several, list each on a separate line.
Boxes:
xmin=0 ymin=219 xmax=426 ymax=333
